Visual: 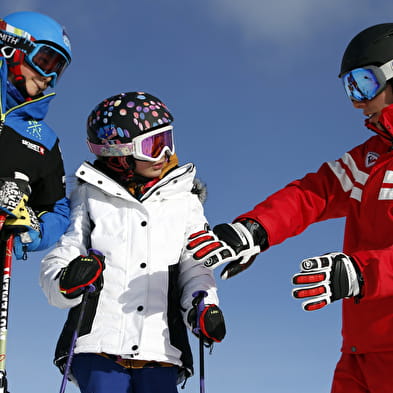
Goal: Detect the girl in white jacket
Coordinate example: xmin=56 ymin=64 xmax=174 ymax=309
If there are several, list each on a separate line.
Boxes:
xmin=40 ymin=92 xmax=226 ymax=393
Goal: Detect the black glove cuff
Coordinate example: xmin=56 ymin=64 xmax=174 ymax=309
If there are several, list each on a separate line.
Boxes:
xmin=237 ymin=218 xmax=269 ymax=250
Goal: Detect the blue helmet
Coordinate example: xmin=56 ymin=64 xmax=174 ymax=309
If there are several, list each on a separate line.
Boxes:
xmin=2 ymin=11 xmax=72 ymax=87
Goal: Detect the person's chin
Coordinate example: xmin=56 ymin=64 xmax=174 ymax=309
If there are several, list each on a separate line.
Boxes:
xmin=26 ymin=87 xmax=41 ymax=97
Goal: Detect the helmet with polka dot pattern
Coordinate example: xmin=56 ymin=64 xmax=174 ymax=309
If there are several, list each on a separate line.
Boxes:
xmin=86 ymin=92 xmax=174 ymax=161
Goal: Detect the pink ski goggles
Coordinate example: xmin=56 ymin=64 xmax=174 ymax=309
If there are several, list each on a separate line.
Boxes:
xmin=87 ymin=125 xmax=175 ymax=161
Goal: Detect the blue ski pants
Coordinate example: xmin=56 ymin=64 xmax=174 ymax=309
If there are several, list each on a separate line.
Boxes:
xmin=72 ymin=353 xmax=179 ymax=393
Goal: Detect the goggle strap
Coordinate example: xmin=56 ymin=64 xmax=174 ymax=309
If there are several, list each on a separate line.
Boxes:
xmin=380 ymin=60 xmax=393 ymax=82
xmin=0 ymin=20 xmax=35 ymax=56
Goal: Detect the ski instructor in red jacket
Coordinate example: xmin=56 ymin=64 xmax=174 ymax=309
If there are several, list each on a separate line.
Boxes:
xmin=187 ymin=24 xmax=393 ymax=393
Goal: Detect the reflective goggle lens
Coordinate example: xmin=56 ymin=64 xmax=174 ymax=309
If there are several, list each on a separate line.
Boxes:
xmin=27 ymin=44 xmax=69 ymax=81
xmin=140 ymin=128 xmax=174 ymax=159
xmin=87 ymin=126 xmax=175 ymax=160
xmin=342 ymin=67 xmax=383 ymax=101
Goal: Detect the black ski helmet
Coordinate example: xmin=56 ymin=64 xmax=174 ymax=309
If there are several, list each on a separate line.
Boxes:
xmin=87 ymin=91 xmax=174 ymax=157
xmin=339 ymin=23 xmax=393 ymax=77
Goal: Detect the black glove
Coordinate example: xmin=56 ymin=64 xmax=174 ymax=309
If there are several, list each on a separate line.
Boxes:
xmin=188 ymin=304 xmax=226 ymax=344
xmin=292 ymin=252 xmax=362 ymax=311
xmin=59 ymin=250 xmax=105 ymax=299
xmin=187 ymin=219 xmax=268 ymax=279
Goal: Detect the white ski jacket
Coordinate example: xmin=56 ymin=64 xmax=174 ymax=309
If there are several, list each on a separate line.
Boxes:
xmin=40 ymin=161 xmax=218 ymax=377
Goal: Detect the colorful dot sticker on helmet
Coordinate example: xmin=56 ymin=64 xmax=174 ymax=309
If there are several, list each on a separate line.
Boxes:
xmin=87 ymin=91 xmax=174 ymax=155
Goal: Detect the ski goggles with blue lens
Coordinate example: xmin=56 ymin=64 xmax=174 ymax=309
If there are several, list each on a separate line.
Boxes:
xmin=24 ymin=43 xmax=69 ymax=87
xmin=87 ymin=125 xmax=175 ymax=161
xmin=341 ymin=60 xmax=393 ymax=102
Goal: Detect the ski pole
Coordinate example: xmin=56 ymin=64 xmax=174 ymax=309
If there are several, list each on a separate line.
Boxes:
xmin=0 ymin=215 xmax=6 ymax=233
xmin=192 ymin=290 xmax=208 ymax=393
xmin=0 ymin=232 xmax=14 ymax=393
xmin=59 ymin=283 xmax=95 ymax=393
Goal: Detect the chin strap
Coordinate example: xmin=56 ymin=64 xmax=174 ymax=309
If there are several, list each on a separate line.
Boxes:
xmin=6 ymin=50 xmax=29 ymax=98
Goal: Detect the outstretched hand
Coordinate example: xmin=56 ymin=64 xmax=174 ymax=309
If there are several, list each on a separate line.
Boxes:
xmin=187 ymin=220 xmax=265 ymax=279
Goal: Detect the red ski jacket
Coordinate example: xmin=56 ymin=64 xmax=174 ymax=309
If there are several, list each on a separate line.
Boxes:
xmin=237 ymin=105 xmax=393 ymax=354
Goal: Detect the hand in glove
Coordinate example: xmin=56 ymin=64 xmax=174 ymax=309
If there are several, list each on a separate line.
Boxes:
xmin=292 ymin=252 xmax=362 ymax=311
xmin=5 ymin=206 xmax=41 ymax=260
xmin=0 ymin=172 xmax=31 ymax=218
xmin=188 ymin=304 xmax=226 ymax=345
xmin=187 ymin=219 xmax=267 ymax=279
xmin=59 ymin=250 xmax=106 ymax=299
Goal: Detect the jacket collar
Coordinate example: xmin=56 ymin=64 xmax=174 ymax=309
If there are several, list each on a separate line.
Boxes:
xmin=365 ymin=103 xmax=393 ymax=142
xmin=76 ymin=161 xmax=196 ymax=202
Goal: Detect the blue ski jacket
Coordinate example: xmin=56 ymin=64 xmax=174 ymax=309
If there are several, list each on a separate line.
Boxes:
xmin=0 ymin=56 xmax=70 ymax=254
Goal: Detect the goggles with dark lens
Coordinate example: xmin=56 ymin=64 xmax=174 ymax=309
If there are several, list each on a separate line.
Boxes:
xmin=341 ymin=60 xmax=393 ymax=102
xmin=87 ymin=125 xmax=175 ymax=161
xmin=25 ymin=43 xmax=69 ymax=87
xmin=0 ymin=20 xmax=70 ymax=88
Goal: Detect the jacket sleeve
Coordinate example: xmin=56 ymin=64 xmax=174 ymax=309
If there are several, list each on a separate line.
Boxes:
xmin=40 ymin=184 xmax=91 ymax=309
xmin=178 ymin=194 xmax=219 ymax=328
xmin=236 ymin=158 xmax=355 ymax=247
xmin=36 ymin=196 xmax=70 ymax=250
xmin=32 ymin=141 xmax=71 ymax=250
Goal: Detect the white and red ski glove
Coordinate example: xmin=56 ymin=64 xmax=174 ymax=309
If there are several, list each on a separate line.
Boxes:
xmin=187 ymin=220 xmax=267 ymax=279
xmin=292 ymin=252 xmax=362 ymax=311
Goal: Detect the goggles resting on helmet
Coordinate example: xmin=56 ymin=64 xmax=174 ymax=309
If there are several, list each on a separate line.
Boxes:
xmin=341 ymin=60 xmax=393 ymax=102
xmin=87 ymin=125 xmax=175 ymax=161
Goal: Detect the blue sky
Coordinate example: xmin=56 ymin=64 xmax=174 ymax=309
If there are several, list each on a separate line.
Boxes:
xmin=2 ymin=1 xmax=393 ymax=392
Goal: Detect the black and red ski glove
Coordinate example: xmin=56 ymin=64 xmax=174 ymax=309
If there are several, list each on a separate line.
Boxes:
xmin=188 ymin=304 xmax=226 ymax=344
xmin=59 ymin=250 xmax=105 ymax=299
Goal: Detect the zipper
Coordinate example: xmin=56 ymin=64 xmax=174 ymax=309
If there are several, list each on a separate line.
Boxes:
xmin=0 ymin=113 xmax=5 ymax=136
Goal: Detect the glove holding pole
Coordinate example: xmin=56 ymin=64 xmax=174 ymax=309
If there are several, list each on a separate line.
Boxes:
xmin=187 ymin=219 xmax=268 ymax=279
xmin=190 ymin=291 xmax=226 ymax=393
xmin=292 ymin=252 xmax=363 ymax=311
xmin=58 ymin=250 xmax=106 ymax=299
xmin=188 ymin=293 xmax=226 ymax=345
xmin=0 ymin=172 xmax=42 ymax=260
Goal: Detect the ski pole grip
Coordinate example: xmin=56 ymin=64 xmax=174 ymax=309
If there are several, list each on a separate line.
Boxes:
xmin=86 ymin=284 xmax=96 ymax=293
xmin=87 ymin=248 xmax=103 ymax=256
